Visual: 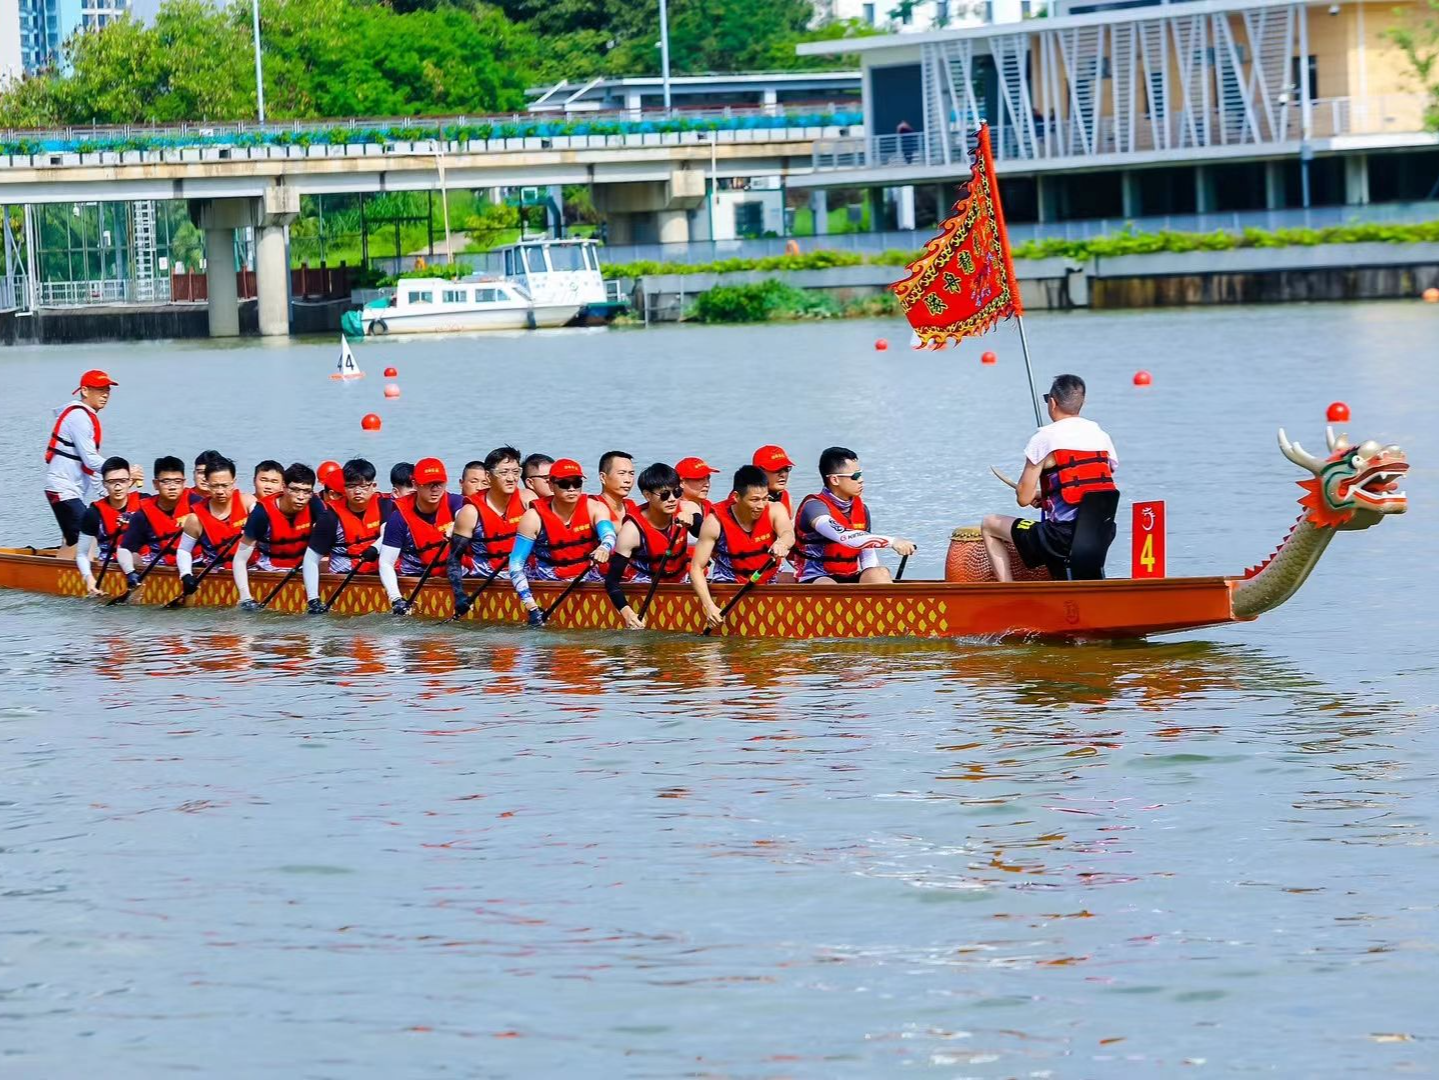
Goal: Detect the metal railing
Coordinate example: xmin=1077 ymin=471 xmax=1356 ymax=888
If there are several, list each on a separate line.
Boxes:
xmin=0 ymin=275 xmax=18 ymax=312
xmin=37 ymin=277 xmax=171 ymax=306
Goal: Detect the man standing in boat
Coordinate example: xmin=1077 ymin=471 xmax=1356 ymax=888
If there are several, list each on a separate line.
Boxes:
xmin=44 ymin=369 xmax=118 ymax=562
xmin=689 ymin=465 xmax=794 ymax=631
xmin=981 ymin=374 xmax=1118 ymax=582
xmin=508 ymin=458 xmax=617 ymax=626
xmin=74 ymin=456 xmax=141 ymax=596
xmin=793 ymin=447 xmax=916 ymax=583
xmin=447 ymin=447 xmax=536 ymax=617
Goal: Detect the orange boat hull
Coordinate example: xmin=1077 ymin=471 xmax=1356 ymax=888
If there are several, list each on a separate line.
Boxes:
xmin=0 ymin=549 xmax=1243 ymax=640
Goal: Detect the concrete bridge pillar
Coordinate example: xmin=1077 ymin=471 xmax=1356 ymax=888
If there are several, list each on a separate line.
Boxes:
xmin=204 ymin=227 xmax=239 ymax=338
xmin=1344 ymin=154 xmax=1370 ymax=205
xmin=594 ymin=172 xmax=705 ymax=248
xmin=810 ymin=189 xmax=829 ymax=235
xmin=255 ymin=225 xmax=290 ymax=337
xmin=657 ymin=209 xmax=690 ymax=245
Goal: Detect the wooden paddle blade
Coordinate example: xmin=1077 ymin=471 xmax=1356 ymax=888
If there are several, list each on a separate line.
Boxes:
xmin=991 ymin=465 xmax=1019 ymax=490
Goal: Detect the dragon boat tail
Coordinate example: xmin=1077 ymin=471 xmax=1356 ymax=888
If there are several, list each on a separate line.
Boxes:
xmin=0 ymin=427 xmax=1407 ymax=641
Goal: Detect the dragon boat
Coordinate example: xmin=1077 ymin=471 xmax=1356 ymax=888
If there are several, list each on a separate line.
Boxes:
xmin=0 ymin=427 xmax=1407 ymax=641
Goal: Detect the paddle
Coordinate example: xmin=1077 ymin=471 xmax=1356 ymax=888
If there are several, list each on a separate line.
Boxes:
xmin=895 ymin=553 xmax=910 ymax=582
xmin=164 ymin=533 xmax=242 ymax=609
xmin=540 ymin=567 xmax=593 ymax=624
xmin=701 ymin=556 xmax=779 ymax=637
xmin=450 ymin=557 xmax=507 ymax=622
xmin=637 ymin=527 xmax=687 ymax=621
xmin=320 ymin=552 xmax=374 ymax=613
xmin=92 ymin=523 xmax=125 ymax=592
xmin=106 ymin=532 xmax=182 ymax=606
xmin=256 ymin=560 xmax=306 ymax=611
xmin=991 ymin=465 xmax=1018 ymax=490
xmin=397 ymin=539 xmax=450 ymax=613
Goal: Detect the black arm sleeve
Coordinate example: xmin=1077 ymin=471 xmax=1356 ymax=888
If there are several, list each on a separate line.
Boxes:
xmin=446 ymin=534 xmax=474 ymax=601
xmin=687 ymin=511 xmax=704 ymax=538
xmin=603 ymin=552 xmax=632 ymax=612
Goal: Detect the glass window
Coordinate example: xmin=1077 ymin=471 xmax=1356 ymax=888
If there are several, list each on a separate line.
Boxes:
xmin=473 ymin=288 xmax=498 ymax=303
xmin=407 ymin=291 xmax=433 ymax=304
xmin=547 ymin=245 xmax=587 ymax=272
xmin=442 ymin=289 xmax=468 ymax=303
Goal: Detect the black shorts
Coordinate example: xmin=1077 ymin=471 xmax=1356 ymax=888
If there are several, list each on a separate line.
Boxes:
xmin=45 ymin=492 xmax=87 ymax=546
xmin=1010 ymin=517 xmax=1074 ymax=572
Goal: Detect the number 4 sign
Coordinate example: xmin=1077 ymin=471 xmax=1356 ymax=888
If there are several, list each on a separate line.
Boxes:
xmin=1131 ymin=501 xmax=1166 ymax=578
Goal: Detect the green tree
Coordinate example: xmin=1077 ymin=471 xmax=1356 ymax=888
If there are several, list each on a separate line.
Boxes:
xmin=1387 ymin=0 xmax=1439 ymax=130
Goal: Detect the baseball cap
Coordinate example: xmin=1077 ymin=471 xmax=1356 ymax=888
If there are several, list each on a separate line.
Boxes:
xmin=752 ymin=445 xmax=794 ymax=471
xmin=550 ymin=458 xmax=585 ymax=481
xmin=676 ymin=456 xmax=720 ymax=481
xmin=413 ymin=457 xmax=448 ymax=485
xmin=76 ymin=369 xmax=118 ymax=392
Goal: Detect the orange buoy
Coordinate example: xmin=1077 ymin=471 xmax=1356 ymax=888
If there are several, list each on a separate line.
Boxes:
xmin=384 ymin=366 xmax=399 ymax=377
xmin=1423 ymin=287 xmax=1439 ymax=303
xmin=981 ymin=351 xmax=997 ymax=365
xmin=318 ymin=460 xmax=341 ymax=482
xmin=383 ymin=383 xmax=401 ymax=399
xmin=1133 ymin=370 xmax=1152 ymax=386
xmin=361 ymin=413 xmax=382 ymax=431
xmin=875 ymin=339 xmax=889 ymax=351
xmin=1326 ymin=401 xmax=1350 ymax=423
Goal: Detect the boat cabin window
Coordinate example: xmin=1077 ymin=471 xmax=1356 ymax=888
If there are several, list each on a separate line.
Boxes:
xmin=473 ymin=287 xmax=498 ymax=303
xmin=407 ymin=290 xmax=433 ymax=305
xmin=520 ymin=247 xmax=542 ymax=276
xmin=503 ymin=250 xmax=514 ymax=277
xmin=547 ymin=245 xmax=587 ymax=272
xmin=442 ymin=289 xmax=468 ymax=303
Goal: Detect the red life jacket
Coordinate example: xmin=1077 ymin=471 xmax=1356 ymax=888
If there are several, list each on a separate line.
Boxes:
xmin=533 ymin=494 xmax=597 ymax=579
xmin=260 ymin=494 xmax=316 ymax=569
xmin=45 ymin=404 xmax=101 ymax=472
xmin=330 ymin=497 xmax=384 ymax=573
xmin=393 ymin=492 xmax=461 ymax=570
xmin=712 ymin=502 xmax=778 ymax=584
xmin=1041 ymin=449 xmax=1117 ymax=515
xmin=139 ymin=497 xmax=188 ymax=565
xmin=472 ymin=488 xmax=526 ymax=572
xmin=92 ymin=492 xmax=141 ymax=556
xmin=770 ymin=489 xmax=792 ymax=516
xmin=795 ymin=491 xmax=870 ymax=580
xmin=193 ymin=497 xmax=247 ymax=562
xmin=596 ymin=494 xmax=641 ymax=525
xmin=628 ymin=511 xmax=690 ymax=583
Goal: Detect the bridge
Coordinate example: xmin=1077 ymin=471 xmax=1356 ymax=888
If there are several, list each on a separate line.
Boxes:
xmin=0 ymin=108 xmax=859 ymax=336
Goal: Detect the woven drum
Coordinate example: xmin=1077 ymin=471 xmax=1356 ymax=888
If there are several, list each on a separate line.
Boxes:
xmin=945 ymin=526 xmax=1052 ymax=583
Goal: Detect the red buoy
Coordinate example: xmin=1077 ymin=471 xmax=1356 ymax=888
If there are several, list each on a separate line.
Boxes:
xmin=981 ymin=351 xmax=997 ymax=365
xmin=874 ymin=339 xmax=889 ymax=351
xmin=383 ymin=383 xmax=401 ymax=399
xmin=361 ymin=413 xmax=382 ymax=431
xmin=1422 ymin=287 xmax=1439 ymax=303
xmin=1133 ymin=370 xmax=1153 ymax=386
xmin=1326 ymin=401 xmax=1350 ymax=423
xmin=384 ymin=366 xmax=399 ymax=377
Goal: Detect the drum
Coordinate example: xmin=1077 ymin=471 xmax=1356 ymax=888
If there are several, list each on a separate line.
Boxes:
xmin=944 ymin=526 xmax=1052 ymax=583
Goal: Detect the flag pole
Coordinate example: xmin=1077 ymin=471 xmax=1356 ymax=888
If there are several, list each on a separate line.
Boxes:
xmin=1015 ymin=315 xmax=1044 ymax=427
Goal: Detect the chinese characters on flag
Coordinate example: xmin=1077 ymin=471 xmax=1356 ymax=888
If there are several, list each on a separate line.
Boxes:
xmin=889 ymin=124 xmax=1024 ymax=348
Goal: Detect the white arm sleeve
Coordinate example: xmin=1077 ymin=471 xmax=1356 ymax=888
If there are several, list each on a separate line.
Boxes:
xmin=76 ymin=534 xmax=97 ymax=578
xmin=809 ymin=514 xmax=890 ymax=550
xmin=176 ymin=533 xmax=198 ymax=577
xmin=116 ymin=546 xmax=137 ymax=576
xmin=378 ymin=543 xmax=402 ymax=602
xmin=858 ymin=547 xmax=881 ymax=572
xmin=302 ymin=547 xmax=322 ymax=601
xmin=232 ymin=541 xmax=256 ymax=602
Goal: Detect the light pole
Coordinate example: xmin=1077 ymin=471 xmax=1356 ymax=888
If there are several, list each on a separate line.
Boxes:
xmin=658 ymin=0 xmax=671 ymax=112
xmin=251 ymin=0 xmax=266 ymax=125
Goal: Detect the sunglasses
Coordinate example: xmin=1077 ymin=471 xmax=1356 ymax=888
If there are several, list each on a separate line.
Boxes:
xmin=650 ymin=487 xmax=682 ymax=500
xmin=829 ymin=471 xmax=864 ymax=481
xmin=553 ymin=477 xmax=584 ymax=491
xmin=773 ymin=466 xmax=793 ymax=475
xmin=1043 ymin=393 xmax=1052 ymax=404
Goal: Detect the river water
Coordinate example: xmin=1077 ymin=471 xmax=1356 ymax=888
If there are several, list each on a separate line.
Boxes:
xmin=0 ymin=305 xmax=1435 ymax=1077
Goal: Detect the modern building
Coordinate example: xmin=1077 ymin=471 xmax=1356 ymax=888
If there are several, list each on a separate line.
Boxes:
xmin=817 ymin=0 xmax=1043 ymax=32
xmin=528 ymin=72 xmax=861 ymax=116
xmin=792 ymin=0 xmax=1439 ymax=226
xmin=13 ymin=0 xmax=128 ymax=73
xmin=0 ymin=0 xmax=23 ymax=86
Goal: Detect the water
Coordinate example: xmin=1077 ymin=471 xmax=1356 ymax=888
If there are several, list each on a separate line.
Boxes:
xmin=0 ymin=306 xmax=1436 ymax=1076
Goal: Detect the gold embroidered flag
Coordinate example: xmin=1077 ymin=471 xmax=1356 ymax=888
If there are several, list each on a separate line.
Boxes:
xmin=889 ymin=124 xmax=1024 ymax=348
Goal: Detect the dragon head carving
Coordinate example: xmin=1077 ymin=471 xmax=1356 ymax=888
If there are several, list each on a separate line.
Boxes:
xmin=1277 ymin=426 xmax=1409 ymax=531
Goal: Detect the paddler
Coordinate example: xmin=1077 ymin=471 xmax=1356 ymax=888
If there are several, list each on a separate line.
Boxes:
xmin=74 ymin=456 xmax=140 ymax=596
xmin=522 ymin=453 xmax=554 ymax=500
xmin=676 ymin=456 xmax=722 ymax=520
xmin=689 ymin=465 xmax=795 ymax=631
xmin=232 ymin=463 xmax=320 ymax=609
xmin=253 ymin=460 xmax=285 ymax=502
xmin=188 ymin=450 xmax=224 ymax=506
xmin=377 ymin=457 xmax=466 ymax=615
xmin=303 ymin=458 xmax=392 ymax=613
xmin=604 ymin=463 xmax=701 ymax=630
xmin=752 ymin=444 xmax=795 ymax=517
xmin=508 ymin=458 xmax=617 ymax=626
xmin=595 ymin=450 xmax=640 ymax=525
xmin=460 ymin=460 xmax=489 ymax=502
xmin=389 ymin=462 xmax=416 ymax=501
xmin=44 ymin=368 xmax=117 ymax=562
xmin=447 ymin=447 xmax=535 ymax=617
xmin=981 ymin=373 xmax=1119 ymax=582
xmin=174 ymin=455 xmax=250 ymax=603
xmin=793 ymin=446 xmax=915 ymax=583
xmin=116 ymin=455 xmax=189 ymax=592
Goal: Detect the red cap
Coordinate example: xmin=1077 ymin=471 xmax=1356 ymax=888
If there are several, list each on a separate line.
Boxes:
xmin=752 ymin=445 xmax=794 ymax=471
xmin=76 ymin=369 xmax=118 ymax=392
xmin=676 ymin=456 xmax=720 ymax=481
xmin=549 ymin=458 xmax=585 ymax=481
xmin=413 ymin=457 xmax=448 ymax=485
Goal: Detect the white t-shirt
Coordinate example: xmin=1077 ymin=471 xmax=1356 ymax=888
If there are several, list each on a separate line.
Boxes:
xmin=43 ymin=400 xmax=106 ymax=502
xmin=1024 ymin=416 xmax=1118 ymax=523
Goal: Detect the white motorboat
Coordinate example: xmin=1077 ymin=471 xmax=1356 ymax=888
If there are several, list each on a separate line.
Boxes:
xmin=353 ymin=277 xmax=579 ymax=336
xmin=500 ymin=238 xmax=628 ymax=324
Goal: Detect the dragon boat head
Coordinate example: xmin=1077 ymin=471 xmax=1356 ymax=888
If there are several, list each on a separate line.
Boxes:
xmin=1277 ymin=426 xmax=1409 ymax=531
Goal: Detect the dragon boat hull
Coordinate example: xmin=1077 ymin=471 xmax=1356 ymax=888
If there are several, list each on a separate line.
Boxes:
xmin=0 ymin=549 xmax=1244 ymax=640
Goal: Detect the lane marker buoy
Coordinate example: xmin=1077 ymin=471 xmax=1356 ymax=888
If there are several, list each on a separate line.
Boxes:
xmin=361 ymin=413 xmax=382 ymax=431
xmin=1133 ymin=370 xmax=1152 ymax=386
xmin=981 ymin=351 xmax=997 ymax=365
xmin=1326 ymin=401 xmax=1350 ymax=422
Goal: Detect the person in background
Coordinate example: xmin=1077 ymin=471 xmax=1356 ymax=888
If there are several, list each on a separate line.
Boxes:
xmin=522 ymin=453 xmax=554 ymax=500
xmin=460 ymin=460 xmax=489 ymax=504
xmin=793 ymin=446 xmax=915 ymax=584
xmin=188 ymin=450 xmax=225 ymax=506
xmin=595 ymin=451 xmax=639 ymax=525
xmin=981 ymin=373 xmax=1118 ymax=582
xmin=253 ymin=460 xmax=285 ymax=502
xmin=44 ymin=368 xmax=118 ymax=561
xmin=75 ymin=456 xmax=140 ymax=596
xmin=676 ymin=456 xmax=722 ymax=521
xmin=389 ymin=461 xmax=416 ymax=501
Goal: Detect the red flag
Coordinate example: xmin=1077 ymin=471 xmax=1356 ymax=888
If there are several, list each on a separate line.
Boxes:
xmin=890 ymin=124 xmax=1024 ymax=348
